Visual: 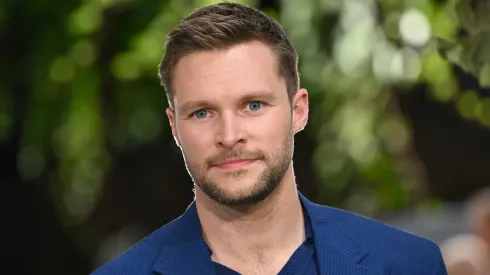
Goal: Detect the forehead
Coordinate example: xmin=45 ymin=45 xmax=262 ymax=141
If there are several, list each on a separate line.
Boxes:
xmin=172 ymin=41 xmax=286 ymax=106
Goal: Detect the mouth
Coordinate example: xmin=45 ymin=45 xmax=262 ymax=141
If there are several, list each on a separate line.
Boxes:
xmin=214 ymin=158 xmax=257 ymax=170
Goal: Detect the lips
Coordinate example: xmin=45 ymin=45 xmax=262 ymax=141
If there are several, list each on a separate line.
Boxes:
xmin=214 ymin=159 xmax=256 ymax=169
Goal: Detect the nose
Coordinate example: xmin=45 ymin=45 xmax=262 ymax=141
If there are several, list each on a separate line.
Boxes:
xmin=215 ymin=112 xmax=246 ymax=148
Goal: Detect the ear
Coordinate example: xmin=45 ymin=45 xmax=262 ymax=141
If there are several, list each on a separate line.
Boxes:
xmin=166 ymin=107 xmax=181 ymax=147
xmin=291 ymin=88 xmax=309 ymax=134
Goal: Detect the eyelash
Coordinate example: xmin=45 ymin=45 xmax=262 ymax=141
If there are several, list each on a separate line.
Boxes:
xmin=190 ymin=110 xmax=212 ymax=120
xmin=189 ymin=101 xmax=266 ymax=119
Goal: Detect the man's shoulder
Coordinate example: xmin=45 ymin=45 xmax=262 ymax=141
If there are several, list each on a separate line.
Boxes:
xmin=311 ymin=203 xmax=446 ymax=273
xmin=314 ymin=203 xmax=427 ymax=241
xmin=90 ymin=218 xmax=180 ymax=275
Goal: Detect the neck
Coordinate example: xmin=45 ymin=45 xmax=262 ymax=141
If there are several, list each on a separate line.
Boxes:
xmin=195 ymin=166 xmax=305 ymax=267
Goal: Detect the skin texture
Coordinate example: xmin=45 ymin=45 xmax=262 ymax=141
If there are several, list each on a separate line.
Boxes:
xmin=166 ymin=41 xmax=309 ymax=274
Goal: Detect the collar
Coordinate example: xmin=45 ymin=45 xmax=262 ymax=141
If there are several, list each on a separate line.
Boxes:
xmin=302 ymin=199 xmax=314 ymax=242
xmin=152 ymin=193 xmax=379 ymax=275
xmin=299 ymin=193 xmax=381 ymax=275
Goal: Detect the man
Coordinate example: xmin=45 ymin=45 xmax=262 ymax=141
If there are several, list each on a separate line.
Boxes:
xmin=92 ymin=2 xmax=447 ymax=274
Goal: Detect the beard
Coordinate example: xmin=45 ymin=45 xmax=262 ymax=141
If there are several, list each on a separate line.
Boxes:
xmin=184 ymin=130 xmax=293 ymax=207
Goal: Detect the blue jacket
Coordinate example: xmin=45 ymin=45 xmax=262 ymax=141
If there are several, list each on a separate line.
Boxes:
xmin=92 ymin=194 xmax=447 ymax=275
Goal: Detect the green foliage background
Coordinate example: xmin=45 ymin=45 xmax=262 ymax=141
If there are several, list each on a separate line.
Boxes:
xmin=2 ymin=0 xmax=489 ymax=271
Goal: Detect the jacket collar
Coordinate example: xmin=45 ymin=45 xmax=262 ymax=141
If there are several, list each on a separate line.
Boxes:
xmin=152 ymin=193 xmax=380 ymax=275
xmin=299 ymin=193 xmax=382 ymax=275
xmin=152 ymin=202 xmax=215 ymax=275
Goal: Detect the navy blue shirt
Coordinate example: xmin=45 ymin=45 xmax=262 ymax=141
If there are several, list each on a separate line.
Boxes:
xmin=210 ymin=210 xmax=319 ymax=275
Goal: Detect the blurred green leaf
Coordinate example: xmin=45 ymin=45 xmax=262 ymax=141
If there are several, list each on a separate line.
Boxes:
xmin=477 ymin=98 xmax=490 ymax=126
xmin=479 ymin=63 xmax=490 ymax=87
xmin=50 ymin=56 xmax=76 ymax=83
xmin=460 ymin=37 xmax=481 ymax=75
xmin=70 ymin=39 xmax=97 ymax=67
xmin=359 ymin=155 xmax=406 ymax=210
xmin=68 ymin=1 xmax=103 ymax=36
xmin=474 ymin=0 xmax=490 ymax=31
xmin=455 ymin=0 xmax=477 ymax=31
xmin=430 ymin=7 xmax=458 ymax=40
xmin=457 ymin=90 xmax=479 ymax=118
xmin=435 ymin=37 xmax=457 ymax=58
xmin=383 ymin=12 xmax=401 ymax=40
xmin=111 ymin=53 xmax=141 ymax=80
xmin=456 ymin=31 xmax=490 ymax=77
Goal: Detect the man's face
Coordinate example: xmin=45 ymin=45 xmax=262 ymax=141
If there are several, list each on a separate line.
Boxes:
xmin=167 ymin=41 xmax=308 ymax=206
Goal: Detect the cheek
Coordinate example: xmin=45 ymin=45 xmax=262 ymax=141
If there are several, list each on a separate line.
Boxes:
xmin=178 ymin=125 xmax=213 ymax=159
xmin=253 ymin=112 xmax=291 ymax=143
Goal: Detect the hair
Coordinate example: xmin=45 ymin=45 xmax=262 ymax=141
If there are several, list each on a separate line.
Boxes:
xmin=158 ymin=2 xmax=299 ymax=108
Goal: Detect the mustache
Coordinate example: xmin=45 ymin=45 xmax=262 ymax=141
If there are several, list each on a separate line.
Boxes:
xmin=206 ymin=149 xmax=265 ymax=167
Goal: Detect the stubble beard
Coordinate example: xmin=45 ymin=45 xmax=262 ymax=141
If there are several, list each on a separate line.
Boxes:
xmin=185 ymin=132 xmax=293 ymax=207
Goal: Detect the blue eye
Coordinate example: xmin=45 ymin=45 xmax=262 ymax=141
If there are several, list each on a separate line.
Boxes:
xmin=247 ymin=102 xmax=262 ymax=111
xmin=193 ymin=110 xmax=209 ymax=119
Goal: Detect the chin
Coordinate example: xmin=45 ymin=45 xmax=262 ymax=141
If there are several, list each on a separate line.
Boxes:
xmin=211 ymin=166 xmax=259 ymax=183
xmin=199 ymin=176 xmax=272 ymax=206
xmin=215 ymin=178 xmax=259 ymax=196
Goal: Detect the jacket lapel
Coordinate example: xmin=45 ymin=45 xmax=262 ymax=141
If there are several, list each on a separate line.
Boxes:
xmin=153 ymin=194 xmax=386 ymax=275
xmin=299 ymin=194 xmax=384 ymax=275
xmin=152 ymin=202 xmax=215 ymax=275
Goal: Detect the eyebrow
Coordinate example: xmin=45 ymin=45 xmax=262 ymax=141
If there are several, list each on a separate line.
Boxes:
xmin=178 ymin=100 xmax=212 ymax=116
xmin=241 ymin=91 xmax=277 ymax=102
xmin=178 ymin=90 xmax=277 ymax=116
